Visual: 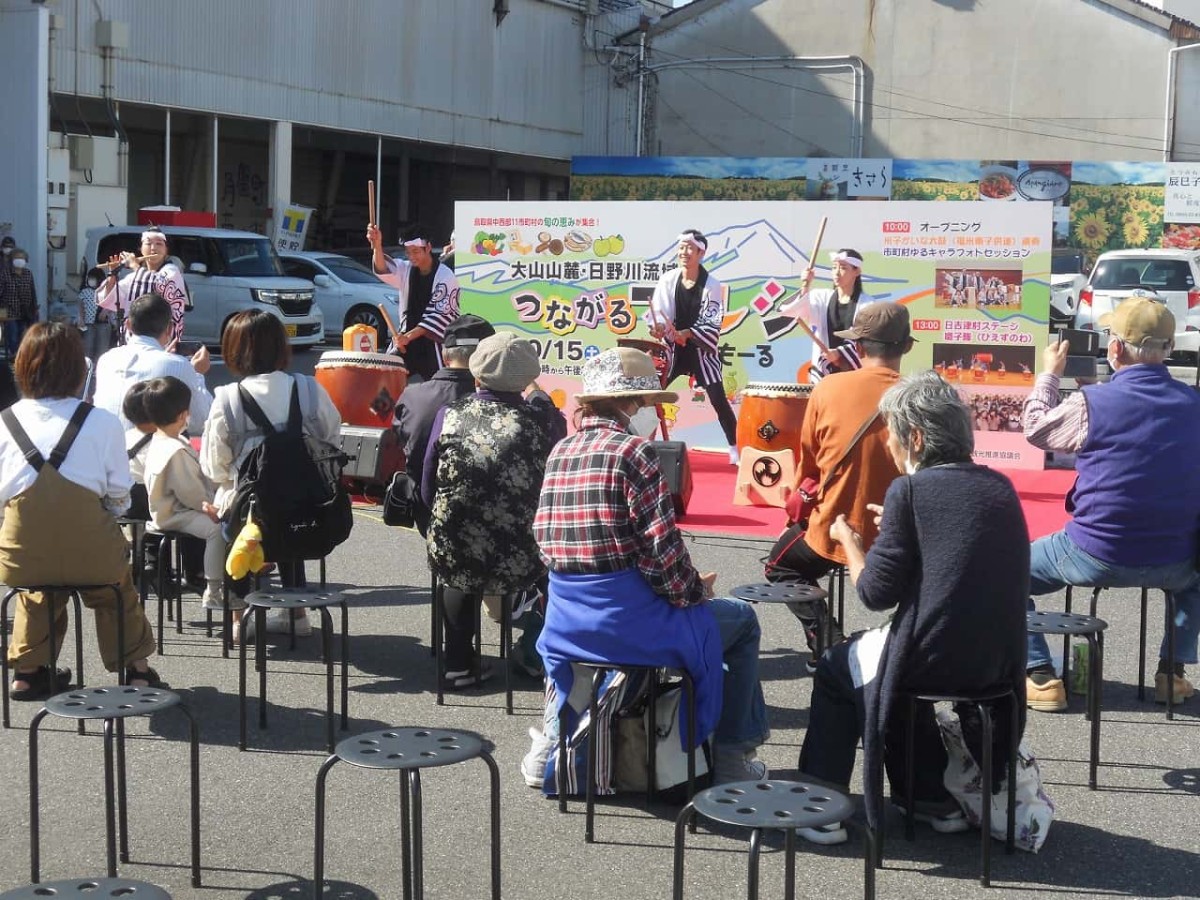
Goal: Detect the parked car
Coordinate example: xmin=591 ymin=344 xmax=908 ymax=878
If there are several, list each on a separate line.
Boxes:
xmin=1076 ymin=248 xmax=1200 ymax=359
xmin=83 ymin=226 xmax=324 ymax=348
xmin=279 ymin=250 xmax=397 ymax=343
xmin=1049 ymin=248 xmax=1089 ymax=329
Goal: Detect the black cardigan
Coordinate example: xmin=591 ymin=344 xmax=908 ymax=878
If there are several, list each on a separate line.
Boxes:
xmin=856 ymin=463 xmax=1030 ymax=829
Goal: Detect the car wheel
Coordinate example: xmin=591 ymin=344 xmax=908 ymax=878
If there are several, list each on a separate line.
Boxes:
xmin=344 ymin=306 xmax=388 ymax=345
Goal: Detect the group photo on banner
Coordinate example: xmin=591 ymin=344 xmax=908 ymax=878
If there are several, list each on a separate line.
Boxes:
xmin=454 ymin=200 xmax=1052 ymax=470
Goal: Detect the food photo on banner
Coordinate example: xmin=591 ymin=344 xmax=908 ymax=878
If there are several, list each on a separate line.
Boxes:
xmin=454 ymin=200 xmax=1052 ymax=468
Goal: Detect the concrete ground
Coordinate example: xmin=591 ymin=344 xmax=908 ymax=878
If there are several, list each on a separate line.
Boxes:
xmin=0 ymin=510 xmax=1197 ymax=900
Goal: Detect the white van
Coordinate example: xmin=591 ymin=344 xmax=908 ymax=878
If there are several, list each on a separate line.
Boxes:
xmin=83 ymin=226 xmax=324 ymax=348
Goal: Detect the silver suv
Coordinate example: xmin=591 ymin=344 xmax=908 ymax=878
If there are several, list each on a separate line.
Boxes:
xmin=83 ymin=226 xmax=324 ymax=348
xmin=1076 ymin=249 xmax=1200 ymax=359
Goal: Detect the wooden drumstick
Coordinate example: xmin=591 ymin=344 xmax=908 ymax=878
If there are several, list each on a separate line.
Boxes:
xmin=377 ymin=303 xmax=402 ymax=345
xmin=808 ymin=215 xmax=828 ymax=269
xmin=778 ymin=287 xmax=830 ymax=354
xmin=367 ymin=180 xmax=377 ymax=228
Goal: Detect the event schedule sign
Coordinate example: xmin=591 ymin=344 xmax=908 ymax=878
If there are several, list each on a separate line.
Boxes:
xmin=455 ymin=201 xmax=1052 ymax=469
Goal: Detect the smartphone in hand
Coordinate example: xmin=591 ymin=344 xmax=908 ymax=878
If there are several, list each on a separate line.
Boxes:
xmin=173 ymin=340 xmax=205 ymax=357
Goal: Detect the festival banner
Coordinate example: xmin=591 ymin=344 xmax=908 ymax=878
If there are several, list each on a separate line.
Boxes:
xmin=455 ymin=201 xmax=1052 ymax=469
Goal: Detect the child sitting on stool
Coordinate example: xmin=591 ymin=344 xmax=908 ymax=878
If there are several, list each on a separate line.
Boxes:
xmin=141 ymin=376 xmax=246 ymax=641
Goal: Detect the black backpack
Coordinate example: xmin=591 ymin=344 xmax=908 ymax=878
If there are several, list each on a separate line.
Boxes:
xmin=227 ymin=379 xmax=352 ymax=562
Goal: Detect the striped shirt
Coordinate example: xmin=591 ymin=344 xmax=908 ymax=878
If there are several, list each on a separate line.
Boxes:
xmin=1022 ymin=372 xmax=1089 ymax=453
xmin=533 ymin=413 xmax=705 ymax=608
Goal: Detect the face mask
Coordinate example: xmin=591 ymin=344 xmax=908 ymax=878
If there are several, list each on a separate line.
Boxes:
xmin=11 ymin=258 xmax=27 ymax=270
xmin=1 ymin=247 xmax=11 ymax=256
xmin=626 ymin=405 xmax=660 ymax=437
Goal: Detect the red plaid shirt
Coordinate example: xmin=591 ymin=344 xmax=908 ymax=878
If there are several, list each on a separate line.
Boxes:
xmin=534 ymin=413 xmax=704 ymax=608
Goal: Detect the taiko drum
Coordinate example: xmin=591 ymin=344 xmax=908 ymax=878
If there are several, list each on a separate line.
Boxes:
xmin=314 ymin=351 xmax=409 ymax=427
xmin=616 ymin=337 xmax=672 ymax=387
xmin=735 ymin=382 xmax=813 ymax=454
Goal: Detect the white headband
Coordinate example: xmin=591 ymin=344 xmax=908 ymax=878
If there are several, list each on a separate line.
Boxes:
xmin=403 ymin=238 xmax=430 ymax=248
xmin=677 ymin=232 xmax=708 ymax=251
xmin=141 ymin=230 xmax=167 ymax=245
xmin=829 ymin=250 xmax=862 ymax=270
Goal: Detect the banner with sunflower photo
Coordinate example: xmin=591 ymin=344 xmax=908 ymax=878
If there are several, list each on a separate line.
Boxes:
xmin=573 ymin=157 xmax=1170 ymax=269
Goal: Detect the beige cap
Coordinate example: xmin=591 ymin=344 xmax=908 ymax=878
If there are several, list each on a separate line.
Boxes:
xmin=468 ymin=332 xmax=541 ymax=392
xmin=1099 ymin=296 xmax=1175 ymax=350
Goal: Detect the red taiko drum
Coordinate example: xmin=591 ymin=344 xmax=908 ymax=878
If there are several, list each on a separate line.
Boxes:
xmin=736 ymin=382 xmax=812 ymax=454
xmin=314 ymin=351 xmax=409 ymax=427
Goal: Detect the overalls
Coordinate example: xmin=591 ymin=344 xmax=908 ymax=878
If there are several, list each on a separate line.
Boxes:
xmin=0 ymin=402 xmax=154 ymax=672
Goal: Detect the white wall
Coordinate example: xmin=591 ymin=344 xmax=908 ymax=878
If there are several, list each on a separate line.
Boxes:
xmin=629 ymin=0 xmax=1184 ymax=162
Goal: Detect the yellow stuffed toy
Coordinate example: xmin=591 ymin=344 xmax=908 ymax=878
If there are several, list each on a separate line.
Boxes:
xmin=226 ymin=517 xmax=266 ymax=580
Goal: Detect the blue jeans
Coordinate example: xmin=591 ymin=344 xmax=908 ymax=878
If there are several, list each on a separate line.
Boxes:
xmin=539 ymin=597 xmax=770 ymax=751
xmin=708 ymin=597 xmax=770 ymax=749
xmin=1027 ymin=530 xmax=1200 ymax=670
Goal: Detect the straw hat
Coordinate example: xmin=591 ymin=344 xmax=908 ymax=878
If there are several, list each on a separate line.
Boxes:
xmin=576 ymin=347 xmax=677 ymax=405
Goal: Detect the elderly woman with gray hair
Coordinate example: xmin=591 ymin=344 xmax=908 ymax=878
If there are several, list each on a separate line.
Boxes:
xmin=796 ymin=370 xmax=1030 ymax=845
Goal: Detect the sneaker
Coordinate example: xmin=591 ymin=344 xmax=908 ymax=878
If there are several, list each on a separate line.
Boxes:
xmin=1154 ymin=671 xmax=1195 ymax=704
xmin=893 ymin=799 xmax=970 ymax=834
xmin=201 ymin=582 xmax=224 ymax=611
xmin=713 ymin=748 xmax=769 ymax=785
xmin=796 ymin=823 xmax=849 ymax=845
xmin=1026 ymin=676 xmax=1067 ymax=712
xmin=265 ymin=608 xmax=312 ymax=637
xmin=521 ymin=727 xmax=553 ymax=788
xmin=728 ymin=445 xmax=740 ymax=465
xmin=444 ymin=662 xmax=493 ymax=690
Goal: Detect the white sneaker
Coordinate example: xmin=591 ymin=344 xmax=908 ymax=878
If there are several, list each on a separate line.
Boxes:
xmin=796 ymin=823 xmax=849 ymax=845
xmin=201 ymin=582 xmax=224 ymax=611
xmin=713 ymin=748 xmax=769 ymax=785
xmin=521 ymin=727 xmax=553 ymax=788
xmin=265 ymin=608 xmax=312 ymax=636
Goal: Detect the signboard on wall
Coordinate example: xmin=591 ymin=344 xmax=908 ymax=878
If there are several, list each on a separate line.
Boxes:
xmin=454 ymin=200 xmax=1052 ymax=468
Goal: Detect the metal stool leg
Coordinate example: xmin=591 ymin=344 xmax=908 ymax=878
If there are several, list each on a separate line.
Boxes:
xmin=179 ymin=703 xmax=203 ymax=887
xmin=1089 ymin=631 xmax=1103 ymax=789
xmin=557 ymin=703 xmax=569 ymax=814
xmin=410 ymin=768 xmax=424 ymax=900
xmin=102 ymin=718 xmax=119 ymax=877
xmin=783 ymin=826 xmax=796 ymax=900
xmin=29 ymin=708 xmax=50 ymax=882
xmin=746 ymin=827 xmax=763 ymax=900
xmin=1165 ymin=591 xmax=1177 ymax=720
xmin=313 ymin=754 xmax=339 ymax=896
xmin=434 ymin=581 xmax=444 ymax=706
xmin=502 ymin=596 xmax=513 ymax=716
xmin=399 ymin=769 xmax=414 ymax=900
xmin=429 ymin=571 xmax=437 ymax=657
xmin=978 ymin=702 xmax=994 ymax=888
xmin=340 ymin=602 xmax=350 ymax=730
xmin=481 ymin=751 xmax=502 ymax=900
xmin=585 ymin=666 xmax=604 ymax=843
xmin=672 ymin=803 xmax=696 ymax=900
xmin=116 ymin=718 xmax=129 ymax=863
xmin=320 ymin=606 xmax=335 ymax=752
xmin=1138 ymin=587 xmax=1149 ymax=701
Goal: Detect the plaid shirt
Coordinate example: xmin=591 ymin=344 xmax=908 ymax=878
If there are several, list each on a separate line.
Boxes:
xmin=534 ymin=413 xmax=704 ymax=608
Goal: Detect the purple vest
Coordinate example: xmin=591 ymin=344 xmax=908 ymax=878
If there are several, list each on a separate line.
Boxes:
xmin=1066 ymin=365 xmax=1200 ymax=566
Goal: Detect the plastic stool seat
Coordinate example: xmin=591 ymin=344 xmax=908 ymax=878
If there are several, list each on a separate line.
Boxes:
xmin=45 ymin=685 xmax=180 ymax=719
xmin=0 ymin=877 xmax=171 ymax=898
xmin=333 ymin=727 xmax=486 ymax=770
xmin=1026 ymin=610 xmax=1107 ymax=635
xmin=730 ymin=583 xmax=827 ymax=605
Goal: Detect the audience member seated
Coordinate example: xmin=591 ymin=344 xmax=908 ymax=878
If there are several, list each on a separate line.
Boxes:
xmin=200 ymin=310 xmax=341 ymax=637
xmin=142 ymin=376 xmax=245 ymax=640
xmin=0 ymin=324 xmax=163 ymax=698
xmin=1021 ymin=297 xmax=1200 ymax=709
xmin=797 ymin=371 xmax=1029 ymax=845
xmin=421 ymin=332 xmax=565 ymax=688
xmin=525 ymin=347 xmax=769 ymax=787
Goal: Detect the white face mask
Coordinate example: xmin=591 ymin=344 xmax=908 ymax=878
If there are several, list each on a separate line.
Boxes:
xmin=11 ymin=258 xmax=27 ymax=270
xmin=1 ymin=247 xmax=11 ymax=256
xmin=627 ymin=405 xmax=660 ymax=437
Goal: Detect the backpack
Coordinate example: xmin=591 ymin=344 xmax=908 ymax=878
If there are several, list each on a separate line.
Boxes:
xmin=226 ymin=378 xmax=352 ymax=562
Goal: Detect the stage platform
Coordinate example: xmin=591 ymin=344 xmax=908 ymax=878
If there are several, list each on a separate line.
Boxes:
xmin=679 ymin=449 xmax=1073 ymax=541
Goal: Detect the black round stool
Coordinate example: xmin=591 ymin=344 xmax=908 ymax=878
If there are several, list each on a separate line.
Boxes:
xmin=29 ymin=686 xmax=200 ymax=887
xmin=0 ymin=877 xmax=171 ymax=898
xmin=1027 ymin=610 xmax=1107 ymax=789
xmin=314 ymin=727 xmax=501 ymax=900
xmin=731 ymin=581 xmax=832 ymax=661
xmin=2 ymin=583 xmax=126 ymax=733
xmin=673 ymin=780 xmax=872 ymax=900
xmin=239 ymin=589 xmax=349 ymax=753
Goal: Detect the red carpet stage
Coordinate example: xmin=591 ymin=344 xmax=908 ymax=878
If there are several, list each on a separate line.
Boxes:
xmin=679 ymin=449 xmax=1074 ymax=541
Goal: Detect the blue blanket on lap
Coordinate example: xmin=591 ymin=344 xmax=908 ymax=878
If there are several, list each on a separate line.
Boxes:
xmin=537 ymin=568 xmax=723 ymax=751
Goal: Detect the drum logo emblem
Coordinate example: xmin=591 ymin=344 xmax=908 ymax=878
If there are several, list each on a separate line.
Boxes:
xmin=752 ymin=456 xmax=782 ymax=487
xmin=756 ymin=420 xmax=781 ymax=444
xmin=370 ymin=386 xmax=396 ymax=420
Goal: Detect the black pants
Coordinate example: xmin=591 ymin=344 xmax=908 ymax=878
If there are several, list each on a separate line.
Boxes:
xmin=798 ymin=638 xmax=951 ymax=804
xmin=764 ymin=525 xmax=844 ymax=649
xmin=441 ymin=586 xmax=480 ymax=672
xmin=664 ymin=346 xmax=738 ymax=446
